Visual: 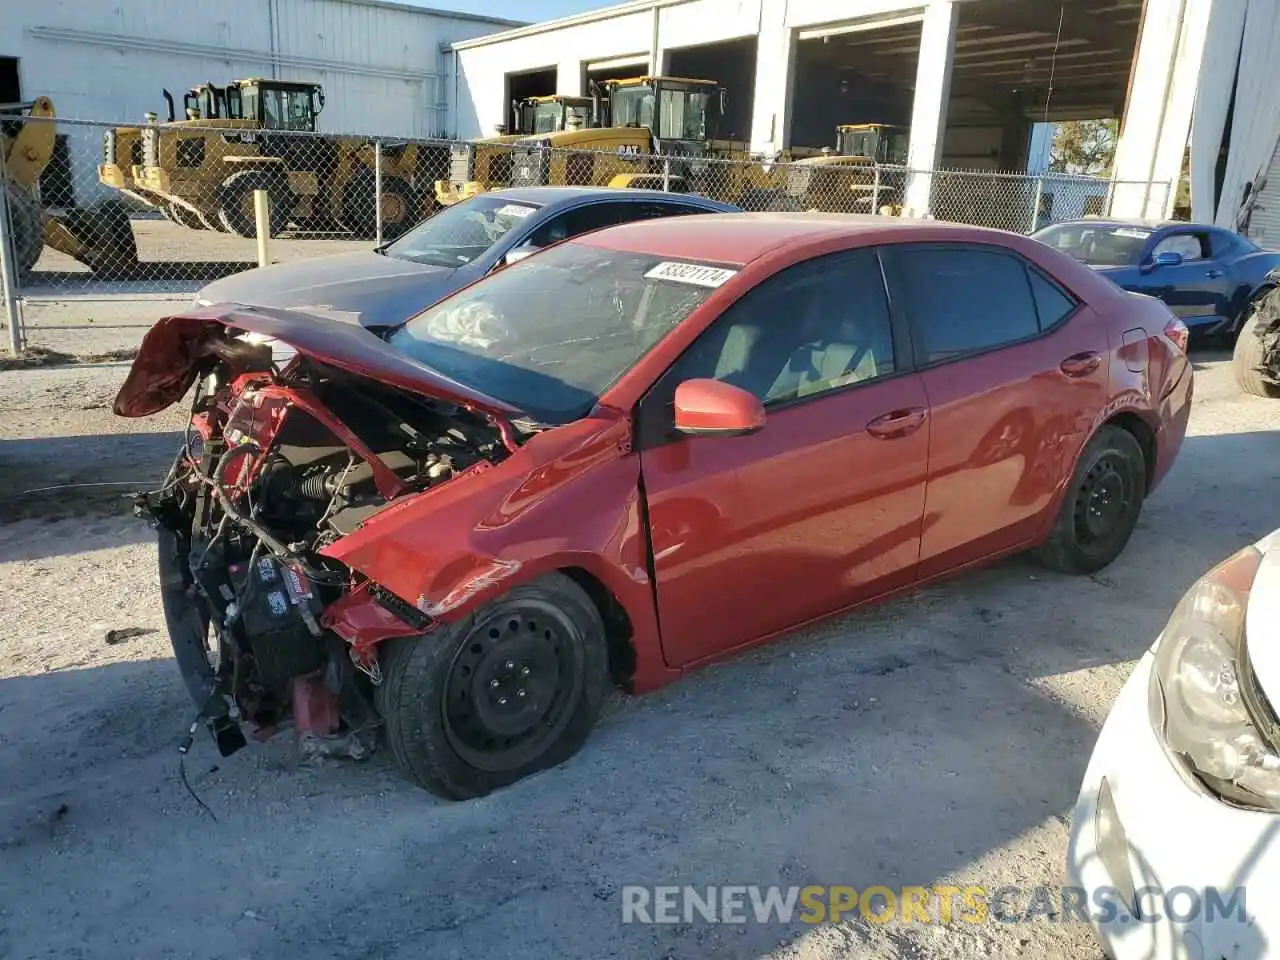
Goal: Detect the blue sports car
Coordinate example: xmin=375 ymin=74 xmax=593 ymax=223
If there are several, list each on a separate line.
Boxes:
xmin=1032 ymin=218 xmax=1280 ymax=339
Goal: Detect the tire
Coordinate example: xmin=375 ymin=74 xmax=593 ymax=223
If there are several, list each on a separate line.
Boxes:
xmin=341 ymin=174 xmax=413 ymax=241
xmin=5 ymin=182 xmax=45 ymax=279
xmin=166 ymin=203 xmax=207 ymax=231
xmin=1232 ymin=288 xmax=1280 ymax=398
xmin=1032 ymin=425 xmax=1147 ymax=575
xmin=216 ymin=169 xmax=290 ymax=238
xmin=376 ymin=572 xmax=609 ymax=800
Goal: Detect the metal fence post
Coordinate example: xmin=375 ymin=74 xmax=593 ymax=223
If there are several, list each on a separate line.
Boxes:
xmin=872 ymin=165 xmax=882 ymax=215
xmin=1029 ymin=176 xmax=1044 ymax=234
xmin=662 ymin=156 xmax=671 ymax=192
xmin=0 ymin=180 xmax=24 ymax=357
xmin=374 ymin=140 xmax=384 ymax=246
xmin=253 ymin=190 xmax=271 ymax=268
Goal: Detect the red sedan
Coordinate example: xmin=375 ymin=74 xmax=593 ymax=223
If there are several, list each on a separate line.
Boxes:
xmin=115 ymin=213 xmax=1193 ymax=799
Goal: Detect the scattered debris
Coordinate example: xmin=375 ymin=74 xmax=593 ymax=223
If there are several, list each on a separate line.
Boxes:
xmin=104 ymin=626 xmax=156 ymax=646
xmin=0 ymin=346 xmax=137 ymax=371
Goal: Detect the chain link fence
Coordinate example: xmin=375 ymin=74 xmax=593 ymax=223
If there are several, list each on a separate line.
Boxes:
xmin=1 ymin=114 xmax=1170 ymax=355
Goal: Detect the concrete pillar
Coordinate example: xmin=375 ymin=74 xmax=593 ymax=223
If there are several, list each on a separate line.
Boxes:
xmin=903 ymin=0 xmax=958 ymax=215
xmin=1111 ymin=0 xmax=1212 ymax=219
xmin=556 ymin=60 xmax=584 ymax=97
xmin=996 ymin=93 xmax=1031 ymax=171
xmin=648 ymin=8 xmax=664 ymax=76
xmin=747 ymin=0 xmax=795 ymax=154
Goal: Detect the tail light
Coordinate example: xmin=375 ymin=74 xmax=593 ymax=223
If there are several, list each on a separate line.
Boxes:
xmin=1163 ymin=317 xmax=1189 ymax=354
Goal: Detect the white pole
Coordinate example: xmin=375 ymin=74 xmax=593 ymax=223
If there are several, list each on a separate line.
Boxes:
xmin=0 ymin=182 xmax=24 ymax=356
xmin=253 ymin=189 xmax=270 ymax=268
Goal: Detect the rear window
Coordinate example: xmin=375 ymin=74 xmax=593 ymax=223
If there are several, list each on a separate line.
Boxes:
xmin=388 ymin=243 xmax=735 ymax=422
xmin=1033 ymin=222 xmax=1152 ymax=267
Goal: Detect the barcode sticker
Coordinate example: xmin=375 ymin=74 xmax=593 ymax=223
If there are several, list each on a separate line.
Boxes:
xmin=644 ymin=261 xmax=738 ymax=288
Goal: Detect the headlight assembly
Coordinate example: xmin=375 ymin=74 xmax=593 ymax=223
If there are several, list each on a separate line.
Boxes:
xmin=1149 ymin=544 xmax=1280 ymax=809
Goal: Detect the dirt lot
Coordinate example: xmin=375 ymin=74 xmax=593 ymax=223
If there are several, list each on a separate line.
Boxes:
xmin=1 ymin=332 xmax=1277 ymax=959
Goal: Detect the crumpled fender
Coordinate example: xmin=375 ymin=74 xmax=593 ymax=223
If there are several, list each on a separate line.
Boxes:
xmin=318 ymin=411 xmax=674 ymax=692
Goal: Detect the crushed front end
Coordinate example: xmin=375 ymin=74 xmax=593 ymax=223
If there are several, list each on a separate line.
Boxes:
xmin=124 ymin=310 xmax=512 ymax=760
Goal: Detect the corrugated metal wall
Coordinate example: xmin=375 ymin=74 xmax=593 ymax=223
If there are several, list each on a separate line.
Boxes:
xmin=1247 ymin=139 xmax=1280 ymax=250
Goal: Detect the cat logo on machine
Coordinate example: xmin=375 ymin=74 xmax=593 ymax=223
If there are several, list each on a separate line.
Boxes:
xmin=617 ymin=144 xmax=641 ymax=157
xmin=221 ymin=131 xmax=259 ymax=145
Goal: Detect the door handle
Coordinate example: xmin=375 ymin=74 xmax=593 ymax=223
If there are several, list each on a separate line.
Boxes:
xmin=1206 ymin=268 xmax=1223 ymax=279
xmin=1059 ymin=351 xmax=1101 ymax=378
xmin=866 ymin=406 xmax=928 ymax=439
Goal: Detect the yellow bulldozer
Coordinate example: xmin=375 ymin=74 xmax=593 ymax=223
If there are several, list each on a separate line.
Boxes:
xmin=783 ymin=123 xmax=910 ymax=214
xmin=2 ymin=97 xmax=139 ymax=280
xmin=123 ymin=78 xmax=448 ymax=240
xmin=434 ymin=94 xmax=600 ymax=207
xmin=502 ymin=76 xmax=806 ymax=209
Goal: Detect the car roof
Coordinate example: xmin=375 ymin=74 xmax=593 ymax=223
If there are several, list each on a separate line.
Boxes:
xmin=1046 ymin=217 xmax=1212 ymax=232
xmin=487 ymin=186 xmax=737 ymax=212
xmin=573 ymin=211 xmax=1018 ymax=265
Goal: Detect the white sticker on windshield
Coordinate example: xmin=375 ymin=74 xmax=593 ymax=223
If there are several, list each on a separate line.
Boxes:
xmin=644 ymin=261 xmax=738 ymax=288
xmin=495 ymin=203 xmax=535 ymax=218
xmin=1113 ymin=227 xmax=1151 ymax=239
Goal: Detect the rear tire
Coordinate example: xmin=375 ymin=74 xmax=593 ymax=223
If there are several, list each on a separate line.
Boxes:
xmin=1033 ymin=426 xmax=1147 ymax=575
xmin=1232 ymin=289 xmax=1280 ymax=398
xmin=216 ymin=170 xmax=290 ymax=238
xmin=376 ymin=573 xmax=609 ymax=800
xmin=341 ymin=174 xmax=413 ymax=240
xmin=5 ymin=183 xmax=44 ymax=279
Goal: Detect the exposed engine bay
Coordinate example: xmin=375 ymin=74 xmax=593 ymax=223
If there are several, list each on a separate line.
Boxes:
xmin=137 ymin=327 xmax=511 ymax=759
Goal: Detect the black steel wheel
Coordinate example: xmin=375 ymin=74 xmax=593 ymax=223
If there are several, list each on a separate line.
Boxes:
xmin=1033 ymin=425 xmax=1147 ymax=575
xmin=377 ymin=573 xmax=609 ymax=800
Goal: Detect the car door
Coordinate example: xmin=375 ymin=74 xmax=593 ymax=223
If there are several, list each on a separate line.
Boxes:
xmin=880 ymin=242 xmax=1107 ymax=579
xmin=1138 ymin=229 xmax=1231 ymax=328
xmin=634 ymin=248 xmax=931 ymax=668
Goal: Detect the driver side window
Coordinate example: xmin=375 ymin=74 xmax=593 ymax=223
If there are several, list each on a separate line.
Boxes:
xmin=1152 ymin=233 xmax=1206 ymax=261
xmin=670 ymin=249 xmax=894 ymax=405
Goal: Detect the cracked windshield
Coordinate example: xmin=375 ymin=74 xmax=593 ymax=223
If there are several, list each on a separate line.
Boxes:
xmin=387 ymin=243 xmax=721 ymax=422
xmin=382 ymin=195 xmax=538 ymax=267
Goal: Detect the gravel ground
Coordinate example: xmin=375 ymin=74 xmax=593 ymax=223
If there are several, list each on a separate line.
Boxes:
xmin=0 ymin=333 xmax=1277 ymax=960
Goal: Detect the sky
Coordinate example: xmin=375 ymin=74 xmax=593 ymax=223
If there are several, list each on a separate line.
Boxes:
xmin=412 ymin=0 xmax=612 ymax=23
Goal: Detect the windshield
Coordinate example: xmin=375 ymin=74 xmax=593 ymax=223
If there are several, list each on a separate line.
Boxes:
xmin=1033 ymin=222 xmax=1153 ymax=267
xmin=657 ymin=86 xmax=713 ymax=140
xmin=532 ymin=102 xmax=561 ymax=133
xmin=382 ymin=195 xmax=540 ymax=268
xmin=611 ymin=85 xmax=655 ymax=129
xmin=386 ymin=243 xmax=729 ymax=422
xmin=250 ymin=86 xmax=315 ymax=131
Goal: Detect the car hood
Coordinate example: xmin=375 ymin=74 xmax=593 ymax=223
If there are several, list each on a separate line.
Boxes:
xmin=1246 ymin=530 xmax=1280 ymax=705
xmin=112 ymin=303 xmax=524 ymax=421
xmin=195 ymin=251 xmax=461 ymax=329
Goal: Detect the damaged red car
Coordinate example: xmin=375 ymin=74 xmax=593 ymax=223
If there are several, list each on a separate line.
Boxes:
xmin=115 ymin=213 xmax=1193 ymax=799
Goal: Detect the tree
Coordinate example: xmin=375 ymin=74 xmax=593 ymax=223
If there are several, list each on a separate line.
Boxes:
xmin=1049 ymin=119 xmax=1119 ymax=176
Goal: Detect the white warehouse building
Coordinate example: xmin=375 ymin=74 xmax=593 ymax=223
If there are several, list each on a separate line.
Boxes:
xmin=2 ymin=0 xmax=519 ymax=138
xmin=451 ymin=0 xmax=1280 ymax=235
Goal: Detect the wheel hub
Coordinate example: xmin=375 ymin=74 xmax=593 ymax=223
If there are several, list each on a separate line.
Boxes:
xmin=1077 ymin=457 xmax=1129 ymax=541
xmin=441 ymin=604 xmax=582 ymax=771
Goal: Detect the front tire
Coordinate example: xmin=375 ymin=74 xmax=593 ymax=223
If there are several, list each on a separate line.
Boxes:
xmin=377 ymin=573 xmax=609 ymax=800
xmin=1033 ymin=425 xmax=1147 ymax=575
xmin=1232 ymin=288 xmax=1280 ymax=398
xmin=216 ymin=170 xmax=290 ymax=238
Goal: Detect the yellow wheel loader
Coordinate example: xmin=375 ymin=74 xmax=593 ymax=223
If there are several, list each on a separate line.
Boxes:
xmin=433 ymin=94 xmax=599 ymax=207
xmin=132 ymin=79 xmax=447 ymax=240
xmin=784 ymin=123 xmax=909 ymax=214
xmin=2 ymin=97 xmax=139 ymax=280
xmin=504 ymin=76 xmax=804 ymax=209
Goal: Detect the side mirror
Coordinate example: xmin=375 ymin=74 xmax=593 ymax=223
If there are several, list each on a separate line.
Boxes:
xmin=1152 ymin=250 xmax=1184 ymax=269
xmin=673 ymin=379 xmax=764 ymax=437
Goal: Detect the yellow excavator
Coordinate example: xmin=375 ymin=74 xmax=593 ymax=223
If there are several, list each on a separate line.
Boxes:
xmin=2 ymin=97 xmax=139 ymax=279
xmin=784 ymin=123 xmax=910 ymax=213
xmin=124 ymin=79 xmax=446 ymax=240
xmin=99 ymin=89 xmax=207 ymax=226
xmin=434 ymin=93 xmax=600 ymax=207
xmin=502 ymin=76 xmax=807 ymax=208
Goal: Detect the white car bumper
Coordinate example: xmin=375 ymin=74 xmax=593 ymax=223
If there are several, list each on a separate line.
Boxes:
xmin=1067 ymin=650 xmax=1278 ymax=959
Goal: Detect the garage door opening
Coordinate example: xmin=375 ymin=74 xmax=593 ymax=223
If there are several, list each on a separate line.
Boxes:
xmin=790 ymin=22 xmax=917 ymax=154
xmin=504 ymin=67 xmax=557 ymax=133
xmin=665 ymin=37 xmax=756 ymax=142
